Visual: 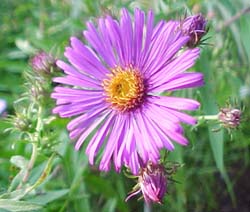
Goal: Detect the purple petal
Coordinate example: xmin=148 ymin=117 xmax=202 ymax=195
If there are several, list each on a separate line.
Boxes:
xmin=84 ymin=22 xmax=117 ymax=68
xmin=149 ymin=48 xmax=200 ymax=86
xmin=86 ymin=112 xmax=115 ymax=164
xmin=130 ymin=114 xmax=149 ymax=163
xmin=53 ymin=75 xmax=102 ymax=89
xmin=133 ymin=8 xmax=145 ymax=65
xmin=151 ymin=72 xmax=204 ymax=92
xmin=70 ymin=37 xmax=109 ymax=76
xmin=145 ymin=102 xmax=181 ymax=130
xmin=114 ymin=116 xmax=129 ymax=170
xmin=140 ymin=10 xmax=154 ymax=63
xmin=99 ymin=114 xmax=126 ymax=171
xmin=65 ymin=47 xmax=107 ymax=79
xmin=53 ymin=98 xmax=105 ymax=117
xmin=51 ymin=90 xmax=102 ymax=102
xmin=67 ymin=105 xmax=107 ymax=131
xmin=141 ymin=111 xmax=174 ymax=150
xmin=74 ymin=113 xmax=110 ymax=150
xmin=127 ymin=148 xmax=140 ymax=175
xmin=97 ymin=18 xmax=117 ymax=67
xmin=69 ymin=107 xmax=108 ymax=140
xmin=168 ymin=109 xmax=198 ymax=125
xmin=104 ymin=16 xmax=125 ymax=66
xmin=56 ymin=61 xmax=102 ymax=88
xmin=165 ymin=130 xmax=188 ymax=145
xmin=150 ymin=96 xmax=200 ymax=111
xmin=142 ymin=20 xmax=189 ymax=77
xmin=134 ymin=112 xmax=160 ymax=162
xmin=120 ymin=8 xmax=133 ymax=65
xmin=53 ymin=86 xmax=102 ymax=95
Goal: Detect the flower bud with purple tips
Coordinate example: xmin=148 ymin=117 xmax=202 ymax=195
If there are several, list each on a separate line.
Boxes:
xmin=181 ymin=14 xmax=207 ymax=48
xmin=218 ymin=108 xmax=241 ymax=129
xmin=126 ymin=161 xmax=167 ymax=204
xmin=30 ymin=51 xmax=55 ymax=74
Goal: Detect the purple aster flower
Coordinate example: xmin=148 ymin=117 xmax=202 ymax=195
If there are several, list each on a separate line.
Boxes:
xmin=126 ymin=161 xmax=167 ymax=204
xmin=51 ymin=8 xmax=204 ymax=174
xmin=179 ymin=13 xmax=207 ymax=48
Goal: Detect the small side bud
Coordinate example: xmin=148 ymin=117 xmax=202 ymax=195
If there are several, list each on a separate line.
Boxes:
xmin=180 ymin=14 xmax=208 ymax=48
xmin=218 ymin=108 xmax=241 ymax=129
xmin=13 ymin=115 xmax=32 ymax=132
xmin=126 ymin=161 xmax=167 ymax=204
xmin=30 ymin=51 xmax=55 ymax=74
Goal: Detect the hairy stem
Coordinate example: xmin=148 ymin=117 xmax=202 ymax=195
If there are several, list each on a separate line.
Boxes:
xmin=21 ymin=143 xmax=38 ymax=184
xmin=18 ymin=104 xmax=43 ymax=188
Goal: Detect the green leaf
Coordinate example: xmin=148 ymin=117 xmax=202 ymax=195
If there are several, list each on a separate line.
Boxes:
xmin=102 ymin=198 xmax=117 ymax=212
xmin=197 ymin=50 xmax=235 ymax=204
xmin=168 ymin=146 xmax=186 ymax=212
xmin=240 ymin=16 xmax=250 ymax=64
xmin=64 ymin=147 xmax=91 ymax=212
xmin=198 ymin=50 xmax=224 ymax=173
xmin=215 ymin=1 xmax=247 ymax=63
xmin=27 ymin=189 xmax=69 ymax=205
xmin=2 ymin=154 xmax=56 ymax=201
xmin=0 ymin=199 xmax=42 ymax=212
xmin=8 ymin=156 xmax=29 ymax=192
xmin=0 ymin=189 xmax=26 ymax=200
xmin=15 ymin=39 xmax=36 ymax=55
xmin=10 ymin=155 xmax=28 ymax=170
xmin=207 ymin=124 xmax=224 ymax=172
xmin=24 ymin=153 xmax=56 ymax=195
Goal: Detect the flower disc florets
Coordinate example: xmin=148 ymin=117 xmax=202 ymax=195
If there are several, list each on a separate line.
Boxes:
xmin=103 ymin=66 xmax=145 ymax=112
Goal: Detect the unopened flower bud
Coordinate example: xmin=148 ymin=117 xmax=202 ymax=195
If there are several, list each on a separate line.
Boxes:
xmin=126 ymin=161 xmax=167 ymax=204
xmin=180 ymin=14 xmax=207 ymax=48
xmin=13 ymin=115 xmax=31 ymax=131
xmin=218 ymin=108 xmax=241 ymax=128
xmin=30 ymin=51 xmax=55 ymax=74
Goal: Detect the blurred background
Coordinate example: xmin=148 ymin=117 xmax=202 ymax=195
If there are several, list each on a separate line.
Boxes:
xmin=0 ymin=0 xmax=250 ymax=211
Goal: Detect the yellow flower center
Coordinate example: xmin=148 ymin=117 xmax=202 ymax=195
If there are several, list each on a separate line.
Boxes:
xmin=103 ymin=66 xmax=145 ymax=112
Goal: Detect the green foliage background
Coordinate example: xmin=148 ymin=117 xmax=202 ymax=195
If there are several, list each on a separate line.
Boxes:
xmin=0 ymin=0 xmax=250 ymax=211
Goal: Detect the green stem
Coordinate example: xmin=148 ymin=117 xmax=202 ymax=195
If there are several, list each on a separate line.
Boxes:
xmin=144 ymin=203 xmax=151 ymax=212
xmin=19 ymin=104 xmax=43 ymax=188
xmin=197 ymin=114 xmax=218 ymax=121
xmin=21 ymin=143 xmax=38 ymax=184
xmin=36 ymin=104 xmax=43 ymax=132
xmin=24 ymin=153 xmax=55 ymax=195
